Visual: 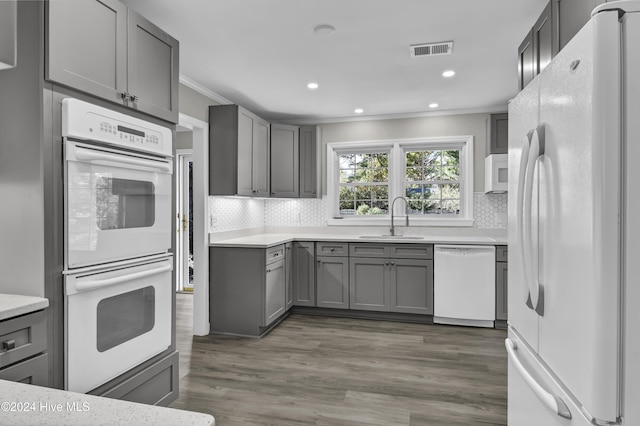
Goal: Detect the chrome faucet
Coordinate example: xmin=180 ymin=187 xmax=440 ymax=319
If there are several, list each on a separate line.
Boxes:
xmin=389 ymin=196 xmax=409 ymax=236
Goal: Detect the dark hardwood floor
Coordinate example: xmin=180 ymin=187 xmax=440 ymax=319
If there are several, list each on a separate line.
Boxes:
xmin=171 ymin=293 xmax=507 ymax=425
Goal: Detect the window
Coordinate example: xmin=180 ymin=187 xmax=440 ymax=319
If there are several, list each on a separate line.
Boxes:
xmin=338 ymin=152 xmax=389 ymax=215
xmin=405 ymin=148 xmax=461 ymax=215
xmin=327 ymin=136 xmax=474 ymax=226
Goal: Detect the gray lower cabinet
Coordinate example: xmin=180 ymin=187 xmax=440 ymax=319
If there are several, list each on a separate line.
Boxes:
xmin=349 ymin=243 xmax=434 ymax=315
xmin=316 ymin=256 xmax=349 ymax=309
xmin=285 ymin=243 xmax=293 ymax=310
xmin=210 ymin=245 xmax=287 ymax=336
xmin=271 ymin=123 xmax=299 ymax=198
xmin=0 ymin=310 xmax=48 ymax=386
xmin=46 ymin=0 xmax=179 ymax=123
xmin=100 ymin=351 xmax=179 ymax=406
xmin=292 ymin=242 xmax=315 ymax=307
xmin=265 ymin=258 xmax=286 ymax=326
xmin=496 ymin=245 xmax=508 ymax=321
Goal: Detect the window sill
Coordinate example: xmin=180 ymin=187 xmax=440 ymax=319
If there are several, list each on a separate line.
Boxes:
xmin=326 ymin=217 xmax=474 ymax=227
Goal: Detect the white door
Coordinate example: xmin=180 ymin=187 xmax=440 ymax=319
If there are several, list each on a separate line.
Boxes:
xmin=507 ymin=76 xmax=540 ymax=351
xmin=536 ymin=13 xmax=621 ymax=423
xmin=176 ymin=153 xmax=194 ymax=292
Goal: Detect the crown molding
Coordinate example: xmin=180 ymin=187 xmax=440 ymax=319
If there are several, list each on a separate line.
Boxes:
xmin=179 ymin=74 xmax=233 ymax=105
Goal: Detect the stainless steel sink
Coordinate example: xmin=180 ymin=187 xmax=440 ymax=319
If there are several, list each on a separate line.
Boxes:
xmin=358 ymin=235 xmax=424 ymax=240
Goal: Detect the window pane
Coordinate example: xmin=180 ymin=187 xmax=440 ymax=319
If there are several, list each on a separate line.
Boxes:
xmin=406 ymin=184 xmax=423 ymax=199
xmin=407 ymin=200 xmax=422 ymax=213
xmin=443 ymin=165 xmax=460 ymax=180
xmin=443 ymin=150 xmax=460 ymax=166
xmin=372 ymin=185 xmax=388 ymax=200
xmin=339 ymin=169 xmax=355 ymax=183
xmin=442 ymin=184 xmax=460 ymax=199
xmin=406 ymin=151 xmax=422 ymax=166
xmin=423 ymin=151 xmax=441 ymax=167
xmin=339 ymin=154 xmax=355 ymax=168
xmin=406 ymin=167 xmax=423 ymax=181
xmin=372 ymin=168 xmax=388 ymax=182
xmin=441 ymin=199 xmax=460 ymax=215
xmin=371 ymin=201 xmax=389 ymax=214
xmin=339 ymin=200 xmax=355 ymax=214
xmin=355 ymin=186 xmax=372 ymax=199
xmin=339 ymin=186 xmax=354 ymax=201
xmin=424 ymin=184 xmax=441 ymax=199
xmin=424 ymin=200 xmax=440 ymax=214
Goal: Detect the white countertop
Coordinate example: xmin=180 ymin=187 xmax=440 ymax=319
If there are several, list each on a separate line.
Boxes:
xmin=0 ymin=294 xmax=49 ymax=321
xmin=210 ymin=232 xmax=507 ymax=248
xmin=0 ymin=380 xmax=214 ymax=426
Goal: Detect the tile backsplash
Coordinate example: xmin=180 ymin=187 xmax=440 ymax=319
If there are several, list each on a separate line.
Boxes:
xmin=209 ymin=193 xmax=507 ymax=233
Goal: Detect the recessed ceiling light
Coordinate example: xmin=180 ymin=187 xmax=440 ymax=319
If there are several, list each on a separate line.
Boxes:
xmin=354 ymin=108 xmax=364 ymax=114
xmin=442 ymin=70 xmax=456 ymax=78
xmin=429 ymin=103 xmax=439 ymax=108
xmin=307 ymin=82 xmax=319 ymax=90
xmin=314 ymin=24 xmax=336 ymax=36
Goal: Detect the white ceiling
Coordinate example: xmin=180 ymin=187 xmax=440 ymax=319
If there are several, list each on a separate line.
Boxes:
xmin=122 ymin=0 xmax=548 ymax=122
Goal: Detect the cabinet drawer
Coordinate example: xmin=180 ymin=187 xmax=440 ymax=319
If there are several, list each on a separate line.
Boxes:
xmin=0 ymin=310 xmax=47 ymax=368
xmin=496 ymin=245 xmax=508 ymax=262
xmin=349 ymin=244 xmax=387 ymax=258
xmin=266 ymin=245 xmax=285 ymax=265
xmin=316 ymin=242 xmax=349 ymax=256
xmin=388 ymin=244 xmax=433 ymax=259
xmin=0 ymin=352 xmax=48 ymax=385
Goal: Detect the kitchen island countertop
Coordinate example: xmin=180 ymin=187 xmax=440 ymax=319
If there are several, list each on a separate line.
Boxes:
xmin=0 ymin=294 xmax=49 ymax=321
xmin=0 ymin=379 xmax=214 ymax=425
xmin=210 ymin=232 xmax=507 ymax=248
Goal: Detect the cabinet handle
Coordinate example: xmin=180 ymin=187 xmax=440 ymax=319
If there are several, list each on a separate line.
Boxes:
xmin=391 ymin=262 xmax=395 ymax=266
xmin=120 ymin=92 xmax=131 ymax=102
xmin=2 ymin=339 xmax=15 ymax=351
xmin=130 ymin=94 xmax=139 ymax=103
xmin=266 ymin=269 xmax=270 ymax=273
xmin=385 ymin=262 xmax=389 ymax=265
xmin=330 ymin=248 xmax=335 ymax=252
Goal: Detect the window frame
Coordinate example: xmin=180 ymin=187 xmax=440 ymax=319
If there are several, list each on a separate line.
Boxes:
xmin=327 ymin=136 xmax=474 ymax=227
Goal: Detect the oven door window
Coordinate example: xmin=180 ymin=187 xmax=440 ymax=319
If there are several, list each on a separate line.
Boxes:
xmin=96 ymin=286 xmax=155 ymax=352
xmin=96 ymin=177 xmax=155 ymax=230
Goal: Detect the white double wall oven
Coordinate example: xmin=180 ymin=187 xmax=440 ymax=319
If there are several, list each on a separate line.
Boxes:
xmin=62 ymin=98 xmax=174 ymax=394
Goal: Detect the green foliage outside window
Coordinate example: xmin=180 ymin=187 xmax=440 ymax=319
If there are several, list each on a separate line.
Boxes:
xmin=338 ymin=153 xmax=389 ymax=215
xmin=405 ymin=150 xmax=461 ymax=215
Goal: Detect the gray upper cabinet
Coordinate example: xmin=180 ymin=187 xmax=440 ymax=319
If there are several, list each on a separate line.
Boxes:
xmin=518 ymin=28 xmax=535 ymax=91
xmin=209 ymin=104 xmax=270 ymax=197
xmin=299 ymin=126 xmax=318 ymax=198
xmin=532 ymin=1 xmax=557 ymax=77
xmin=271 ymin=123 xmax=299 ymax=198
xmin=488 ymin=113 xmax=509 ymax=155
xmin=47 ymin=0 xmax=127 ymax=102
xmin=126 ymin=10 xmax=179 ymax=123
xmin=46 ymin=0 xmax=179 ymax=123
xmin=557 ymin=0 xmax=608 ymax=51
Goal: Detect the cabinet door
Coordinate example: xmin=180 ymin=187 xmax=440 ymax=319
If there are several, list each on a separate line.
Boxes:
xmin=265 ymin=259 xmax=286 ymax=326
xmin=496 ymin=262 xmax=508 ymax=320
xmin=285 ymin=243 xmax=293 ymax=310
xmin=349 ymin=258 xmax=389 ymax=311
xmin=127 ymin=10 xmax=179 ymax=123
xmin=253 ymin=118 xmax=271 ymax=197
xmin=293 ymin=242 xmax=316 ymax=306
xmin=533 ymin=1 xmax=557 ymax=76
xmin=299 ymin=126 xmax=318 ymax=198
xmin=489 ymin=113 xmax=509 ymax=155
xmin=518 ymin=29 xmax=535 ymax=90
xmin=557 ymin=0 xmax=603 ymax=51
xmin=47 ymin=0 xmax=127 ymax=102
xmin=236 ymin=108 xmax=255 ymax=196
xmin=389 ymin=259 xmax=433 ymax=315
xmin=316 ymin=256 xmax=349 ymax=309
xmin=271 ymin=123 xmax=299 ymax=198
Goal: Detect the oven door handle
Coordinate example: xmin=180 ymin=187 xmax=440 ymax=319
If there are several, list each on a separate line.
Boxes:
xmin=71 ymin=144 xmax=173 ymax=173
xmin=74 ymin=263 xmax=173 ymax=292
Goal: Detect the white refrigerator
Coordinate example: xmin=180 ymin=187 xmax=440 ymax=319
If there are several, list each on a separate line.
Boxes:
xmin=507 ymin=2 xmax=640 ymax=425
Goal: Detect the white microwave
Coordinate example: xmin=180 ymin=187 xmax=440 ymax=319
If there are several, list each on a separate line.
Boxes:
xmin=485 ymin=154 xmax=508 ymax=193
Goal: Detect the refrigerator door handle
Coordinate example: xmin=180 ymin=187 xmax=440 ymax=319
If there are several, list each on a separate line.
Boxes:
xmin=522 ymin=125 xmax=545 ymax=316
xmin=505 ymin=338 xmax=572 ymax=420
xmin=517 ymin=130 xmax=533 ymax=308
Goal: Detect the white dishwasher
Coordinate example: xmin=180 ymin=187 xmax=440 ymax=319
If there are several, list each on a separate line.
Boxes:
xmin=433 ymin=245 xmax=495 ymax=327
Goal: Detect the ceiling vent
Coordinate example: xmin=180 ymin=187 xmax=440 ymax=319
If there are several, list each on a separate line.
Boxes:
xmin=410 ymin=41 xmax=453 ymax=57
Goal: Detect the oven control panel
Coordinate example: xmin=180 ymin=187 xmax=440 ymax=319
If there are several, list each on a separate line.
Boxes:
xmin=62 ymin=98 xmax=172 ymax=157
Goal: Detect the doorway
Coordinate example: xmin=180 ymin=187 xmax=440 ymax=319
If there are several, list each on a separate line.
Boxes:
xmin=176 ymin=151 xmax=194 ymax=292
xmin=176 ymin=114 xmax=209 ymax=336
